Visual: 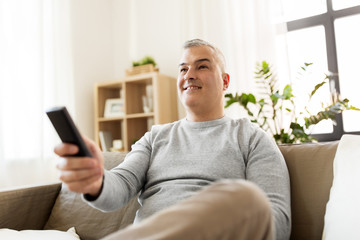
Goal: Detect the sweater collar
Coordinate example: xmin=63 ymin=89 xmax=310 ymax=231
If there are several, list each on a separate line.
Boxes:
xmin=181 ymin=116 xmax=230 ymax=129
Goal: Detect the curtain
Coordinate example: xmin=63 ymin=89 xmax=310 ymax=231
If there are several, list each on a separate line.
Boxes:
xmin=0 ymin=0 xmax=74 ymax=165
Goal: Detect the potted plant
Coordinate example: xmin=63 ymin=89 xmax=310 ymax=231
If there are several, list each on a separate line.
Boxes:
xmin=126 ymin=56 xmax=158 ymax=76
xmin=225 ymin=61 xmax=359 ymax=144
xmin=132 ymin=56 xmax=157 ymax=67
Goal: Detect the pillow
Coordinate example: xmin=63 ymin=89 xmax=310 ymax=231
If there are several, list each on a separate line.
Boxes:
xmin=279 ymin=141 xmax=338 ymax=239
xmin=322 ymin=135 xmax=360 ymax=240
xmin=0 ymin=227 xmax=79 ymax=240
xmin=44 ymin=152 xmax=140 ymax=240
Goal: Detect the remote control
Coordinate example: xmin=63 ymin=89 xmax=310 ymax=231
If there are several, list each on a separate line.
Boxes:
xmin=46 ymin=106 xmax=92 ymax=157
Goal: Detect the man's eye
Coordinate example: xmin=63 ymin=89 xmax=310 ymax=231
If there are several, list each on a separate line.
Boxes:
xmin=199 ymin=65 xmax=208 ymax=69
xmin=180 ymin=68 xmax=187 ymax=72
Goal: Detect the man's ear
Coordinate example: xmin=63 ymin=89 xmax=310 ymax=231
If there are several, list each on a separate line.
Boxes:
xmin=222 ymin=73 xmax=230 ymax=90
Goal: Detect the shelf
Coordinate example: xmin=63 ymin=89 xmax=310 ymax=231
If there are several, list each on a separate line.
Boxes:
xmin=98 ymin=113 xmax=154 ymax=122
xmin=98 ymin=117 xmax=125 ymax=122
xmin=94 ymin=73 xmax=178 ymax=152
xmin=126 ymin=112 xmax=154 ymax=119
xmin=96 ymin=81 xmax=123 ymax=88
xmin=123 ymin=72 xmax=157 ymax=82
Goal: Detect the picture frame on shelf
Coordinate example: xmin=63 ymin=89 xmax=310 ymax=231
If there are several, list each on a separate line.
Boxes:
xmin=104 ymin=98 xmax=124 ymax=118
xmin=110 ymin=139 xmax=124 ymax=152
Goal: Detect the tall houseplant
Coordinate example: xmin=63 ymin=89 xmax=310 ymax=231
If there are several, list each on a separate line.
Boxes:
xmin=225 ymin=61 xmax=359 ymax=144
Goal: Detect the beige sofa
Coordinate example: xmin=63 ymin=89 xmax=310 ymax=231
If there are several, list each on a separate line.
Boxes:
xmin=0 ymin=141 xmax=339 ymax=240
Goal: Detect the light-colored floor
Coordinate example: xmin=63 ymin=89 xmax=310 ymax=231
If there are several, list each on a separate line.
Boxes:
xmin=0 ymin=160 xmax=60 ymax=190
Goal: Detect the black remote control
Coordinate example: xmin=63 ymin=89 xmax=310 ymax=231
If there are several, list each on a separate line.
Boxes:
xmin=46 ymin=106 xmax=92 ymax=157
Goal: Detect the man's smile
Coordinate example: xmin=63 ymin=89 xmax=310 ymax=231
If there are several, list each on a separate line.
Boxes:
xmin=183 ymin=85 xmax=202 ymax=91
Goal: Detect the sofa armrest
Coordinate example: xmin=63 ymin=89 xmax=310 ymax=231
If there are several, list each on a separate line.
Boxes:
xmin=0 ymin=183 xmax=61 ymax=230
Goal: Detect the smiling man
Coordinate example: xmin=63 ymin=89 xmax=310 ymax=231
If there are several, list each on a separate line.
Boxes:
xmin=55 ymin=39 xmax=291 ymax=240
xmin=178 ymin=42 xmax=229 ymax=122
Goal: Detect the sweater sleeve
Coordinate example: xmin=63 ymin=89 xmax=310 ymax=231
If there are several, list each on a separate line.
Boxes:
xmin=242 ymin=123 xmax=291 ymax=240
xmin=84 ymin=131 xmax=152 ymax=212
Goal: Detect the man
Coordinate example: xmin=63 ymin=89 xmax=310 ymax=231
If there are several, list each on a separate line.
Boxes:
xmin=55 ymin=39 xmax=291 ymax=240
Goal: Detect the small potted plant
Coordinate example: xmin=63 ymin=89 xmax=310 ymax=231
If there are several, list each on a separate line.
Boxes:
xmin=126 ymin=56 xmax=159 ymax=76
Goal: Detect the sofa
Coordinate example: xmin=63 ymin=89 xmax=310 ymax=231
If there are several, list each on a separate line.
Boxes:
xmin=0 ymin=140 xmax=342 ymax=239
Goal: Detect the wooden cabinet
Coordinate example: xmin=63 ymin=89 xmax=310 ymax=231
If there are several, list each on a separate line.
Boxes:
xmin=94 ymin=72 xmax=178 ymax=152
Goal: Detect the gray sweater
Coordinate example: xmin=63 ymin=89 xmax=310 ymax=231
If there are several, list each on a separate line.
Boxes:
xmin=87 ymin=117 xmax=291 ymax=239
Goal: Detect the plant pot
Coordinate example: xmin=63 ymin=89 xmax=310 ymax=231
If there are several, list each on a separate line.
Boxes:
xmin=125 ymin=64 xmax=159 ymax=76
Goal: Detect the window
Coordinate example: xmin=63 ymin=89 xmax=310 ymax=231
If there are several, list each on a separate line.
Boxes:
xmin=272 ymin=0 xmax=360 ymax=141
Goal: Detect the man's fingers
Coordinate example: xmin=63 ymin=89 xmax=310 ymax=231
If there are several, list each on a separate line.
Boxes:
xmin=54 ymin=143 xmax=79 ymax=156
xmin=63 ymin=174 xmax=103 ymax=194
xmin=56 ymin=157 xmax=97 ymax=170
xmin=52 ymin=136 xmax=104 ymax=195
xmin=83 ymin=136 xmax=104 ymax=164
xmin=59 ymin=166 xmax=101 ymax=182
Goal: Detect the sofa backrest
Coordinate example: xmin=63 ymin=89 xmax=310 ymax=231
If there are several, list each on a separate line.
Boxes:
xmin=279 ymin=141 xmax=338 ymax=240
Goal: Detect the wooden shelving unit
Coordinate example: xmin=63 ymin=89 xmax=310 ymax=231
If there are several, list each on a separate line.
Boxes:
xmin=94 ymin=72 xmax=178 ymax=152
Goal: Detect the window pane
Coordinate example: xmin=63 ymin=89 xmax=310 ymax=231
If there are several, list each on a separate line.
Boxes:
xmin=276 ymin=0 xmax=327 ymax=21
xmin=332 ymin=0 xmax=360 ymax=10
xmin=335 ymin=14 xmax=360 ymax=132
xmin=285 ymin=26 xmax=333 ymax=134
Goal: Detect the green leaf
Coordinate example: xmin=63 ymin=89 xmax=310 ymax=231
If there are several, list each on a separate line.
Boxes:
xmin=224 ymin=93 xmax=237 ymax=108
xmin=262 ymin=61 xmax=270 ymax=73
xmin=264 ymin=73 xmax=273 ymax=79
xmin=270 ymin=93 xmax=279 ymax=106
xmin=310 ymin=81 xmax=327 ymax=98
xmin=282 ymin=84 xmax=293 ymax=99
xmin=247 ymin=93 xmax=256 ymax=104
xmin=350 ymin=105 xmax=360 ymax=111
xmin=300 ymin=62 xmax=313 ymax=72
xmin=258 ymin=98 xmax=265 ymax=106
xmin=224 ymin=92 xmax=257 ymax=119
xmin=132 ymin=61 xmax=140 ymax=66
xmin=140 ymin=56 xmax=157 ymax=66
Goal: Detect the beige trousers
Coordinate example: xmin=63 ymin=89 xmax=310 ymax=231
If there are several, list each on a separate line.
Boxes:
xmin=102 ymin=180 xmax=274 ymax=240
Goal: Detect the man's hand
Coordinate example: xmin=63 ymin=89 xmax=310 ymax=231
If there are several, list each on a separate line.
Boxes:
xmin=54 ymin=136 xmax=104 ymax=198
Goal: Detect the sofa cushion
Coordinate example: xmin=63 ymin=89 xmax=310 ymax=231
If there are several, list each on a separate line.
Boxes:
xmin=44 ymin=152 xmax=140 ymax=240
xmin=278 ymin=141 xmax=338 ymax=240
xmin=0 ymin=227 xmax=79 ymax=240
xmin=322 ymin=135 xmax=360 ymax=240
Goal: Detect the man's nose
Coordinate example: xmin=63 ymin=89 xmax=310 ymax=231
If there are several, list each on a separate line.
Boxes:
xmin=184 ymin=68 xmax=196 ymax=80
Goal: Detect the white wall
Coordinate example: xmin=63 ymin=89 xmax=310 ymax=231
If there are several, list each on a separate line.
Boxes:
xmin=123 ymin=1 xmax=184 ymax=76
xmin=70 ymin=0 xmax=123 ymax=138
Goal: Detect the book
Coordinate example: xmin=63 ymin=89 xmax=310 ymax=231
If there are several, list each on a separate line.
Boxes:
xmin=99 ymin=131 xmax=113 ymax=152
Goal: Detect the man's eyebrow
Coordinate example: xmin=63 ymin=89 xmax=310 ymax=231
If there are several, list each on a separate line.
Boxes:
xmin=178 ymin=58 xmax=211 ymax=67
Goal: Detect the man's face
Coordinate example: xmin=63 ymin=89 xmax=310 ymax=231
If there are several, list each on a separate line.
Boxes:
xmin=177 ymin=45 xmax=229 ymax=120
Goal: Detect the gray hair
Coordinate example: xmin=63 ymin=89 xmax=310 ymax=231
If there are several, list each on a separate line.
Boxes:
xmin=183 ymin=39 xmax=226 ymax=73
